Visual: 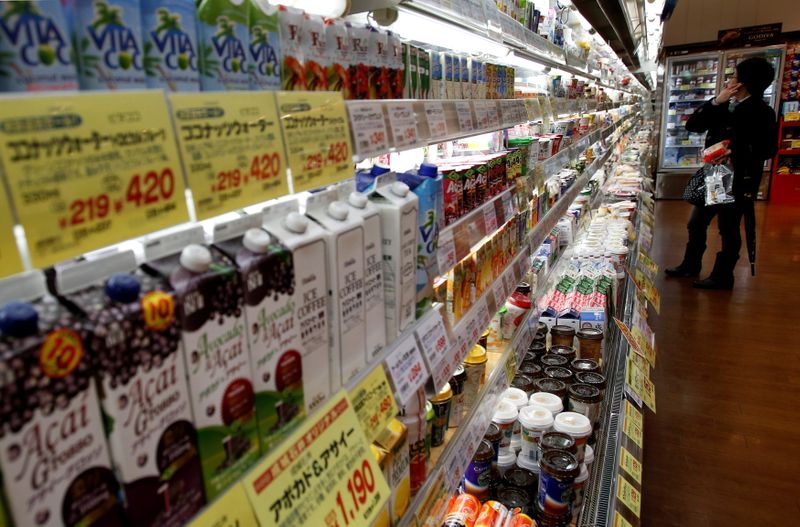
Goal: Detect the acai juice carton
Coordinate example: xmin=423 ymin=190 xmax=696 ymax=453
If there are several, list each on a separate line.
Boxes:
xmin=0 ymin=271 xmax=125 ymax=527
xmin=213 ymin=215 xmax=304 ymax=452
xmin=141 ymin=227 xmax=260 ymax=501
xmin=263 ymin=199 xmax=331 ymax=413
xmin=0 ymin=0 xmax=78 ymax=92
xmin=196 ymin=0 xmax=249 ymax=91
xmin=66 ymin=0 xmax=146 ymax=90
xmin=141 ymin=0 xmax=200 ymax=91
xmin=55 ymin=251 xmax=205 ymax=527
xmin=306 ymin=190 xmax=367 ymax=389
xmin=247 ymin=0 xmax=279 ymax=90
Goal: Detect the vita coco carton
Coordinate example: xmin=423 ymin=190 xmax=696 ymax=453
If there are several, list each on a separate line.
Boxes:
xmin=142 ymin=227 xmax=260 ymax=501
xmin=196 ymin=0 xmax=249 ymax=91
xmin=338 ymin=182 xmax=387 ymax=362
xmin=0 ymin=0 xmax=78 ymax=92
xmin=262 ymin=199 xmax=331 ymax=413
xmin=370 ymin=176 xmax=419 ymax=340
xmin=56 ymin=251 xmax=205 ymax=527
xmin=141 ymin=0 xmax=200 ymax=91
xmin=67 ymin=0 xmax=146 ymax=90
xmin=213 ymin=215 xmax=304 ymax=452
xmin=306 ymin=190 xmax=367 ymax=388
xmin=0 ymin=272 xmax=125 ymax=527
xmin=247 ymin=0 xmax=280 ymax=90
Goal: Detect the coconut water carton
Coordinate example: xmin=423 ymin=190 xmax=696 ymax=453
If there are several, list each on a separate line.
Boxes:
xmin=0 ymin=0 xmax=78 ymax=92
xmin=141 ymin=0 xmax=200 ymax=91
xmin=68 ymin=0 xmax=147 ymax=90
xmin=196 ymin=0 xmax=249 ymax=91
xmin=247 ymin=0 xmax=279 ymax=90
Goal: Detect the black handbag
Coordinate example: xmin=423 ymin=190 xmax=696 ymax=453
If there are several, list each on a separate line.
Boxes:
xmin=683 ymin=165 xmax=707 ymax=206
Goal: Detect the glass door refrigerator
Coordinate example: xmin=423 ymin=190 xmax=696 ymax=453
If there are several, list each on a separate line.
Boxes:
xmin=656 ymin=52 xmax=721 ymax=198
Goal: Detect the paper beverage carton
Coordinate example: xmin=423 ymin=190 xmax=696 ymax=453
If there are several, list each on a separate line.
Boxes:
xmin=67 ymin=0 xmax=146 ymax=90
xmin=196 ymin=0 xmax=249 ymax=91
xmin=325 ymin=17 xmax=351 ymax=98
xmin=0 ymin=0 xmax=78 ymax=92
xmin=430 ymin=49 xmax=443 ymax=99
xmin=369 ymin=26 xmax=389 ymax=99
xmin=0 ymin=271 xmax=125 ymax=527
xmin=301 ymin=12 xmax=327 ymax=90
xmin=56 ymin=252 xmax=205 ymax=526
xmin=247 ymin=0 xmax=280 ymax=90
xmin=142 ymin=0 xmax=200 ymax=91
xmin=141 ymin=228 xmax=260 ymax=501
xmin=306 ymin=190 xmax=367 ymax=388
xmin=213 ymin=216 xmax=304 ymax=452
xmin=388 ymin=31 xmax=404 ymax=99
xmin=277 ymin=4 xmax=304 ymax=90
xmin=417 ymin=47 xmax=430 ymax=99
xmin=262 ymin=199 xmax=331 ymax=413
xmin=348 ymin=22 xmax=370 ymax=99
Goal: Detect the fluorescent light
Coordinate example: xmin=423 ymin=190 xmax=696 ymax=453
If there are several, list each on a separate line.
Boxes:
xmin=278 ymin=0 xmax=348 ymax=18
xmin=504 ymin=51 xmax=546 ymax=73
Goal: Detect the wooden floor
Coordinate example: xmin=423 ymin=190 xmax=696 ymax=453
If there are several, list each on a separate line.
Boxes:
xmin=642 ymin=200 xmax=800 ymax=526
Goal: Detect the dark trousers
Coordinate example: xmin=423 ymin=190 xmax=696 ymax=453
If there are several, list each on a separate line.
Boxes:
xmin=683 ymin=202 xmax=744 ymax=279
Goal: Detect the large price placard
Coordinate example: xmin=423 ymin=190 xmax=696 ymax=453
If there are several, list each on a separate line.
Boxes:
xmin=170 ymin=92 xmax=288 ymax=220
xmin=243 ymin=391 xmax=390 ymax=527
xmin=0 ymin=91 xmax=189 ymax=267
xmin=276 ymin=91 xmax=353 ymax=192
xmin=0 ymin=185 xmax=22 ymax=278
xmin=348 ymin=366 xmax=398 ymax=444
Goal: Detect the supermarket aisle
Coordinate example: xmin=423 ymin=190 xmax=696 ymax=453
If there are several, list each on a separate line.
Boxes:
xmin=642 ymin=201 xmax=800 ymax=526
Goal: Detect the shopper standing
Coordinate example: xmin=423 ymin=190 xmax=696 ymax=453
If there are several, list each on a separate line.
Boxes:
xmin=665 ymin=57 xmax=777 ymax=289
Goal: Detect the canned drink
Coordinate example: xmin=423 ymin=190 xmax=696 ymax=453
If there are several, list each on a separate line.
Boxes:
xmin=474 ymin=501 xmax=509 ymax=527
xmin=442 ymin=493 xmax=481 ymax=527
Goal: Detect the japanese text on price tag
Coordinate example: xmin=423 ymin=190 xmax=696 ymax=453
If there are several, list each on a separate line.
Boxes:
xmin=616 ymin=476 xmax=641 ymax=517
xmin=473 ymin=101 xmax=489 ymax=129
xmin=476 ymin=298 xmax=491 ymax=331
xmin=189 ymin=483 xmax=258 ymax=527
xmin=493 ymin=282 xmax=506 ymax=314
xmin=415 ymin=311 xmax=450 ymax=368
xmin=620 ymin=447 xmax=643 ymax=484
xmin=348 ymin=366 xmax=398 ymax=444
xmin=385 ymin=336 xmax=429 ymax=404
xmin=171 ymin=92 xmax=288 ymax=220
xmin=388 ymin=102 xmax=418 ymax=149
xmin=483 ymin=202 xmax=498 ymax=234
xmin=436 ymin=227 xmax=457 ymax=274
xmin=0 ymin=184 xmax=22 ymax=278
xmin=277 ymin=91 xmax=352 ymax=192
xmin=0 ymin=91 xmax=189 ymax=268
xmin=424 ymin=101 xmax=448 ymax=140
xmin=455 ymin=101 xmax=474 ymax=132
xmin=347 ymin=103 xmax=388 ymax=158
xmin=486 ymin=102 xmax=501 ymax=128
xmin=243 ymin=392 xmax=390 ymax=527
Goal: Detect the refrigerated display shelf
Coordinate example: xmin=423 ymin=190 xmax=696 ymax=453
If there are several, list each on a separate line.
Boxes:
xmin=668 ymin=97 xmax=709 ymax=103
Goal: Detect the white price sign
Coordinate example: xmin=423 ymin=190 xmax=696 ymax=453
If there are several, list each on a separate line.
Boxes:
xmin=466 ymin=313 xmax=481 ymax=344
xmin=424 ymin=101 xmax=448 ymax=140
xmin=493 ymin=281 xmax=506 ymax=313
xmin=455 ymin=333 xmax=470 ymax=363
xmin=455 ymin=101 xmax=474 ymax=132
xmin=514 ymin=335 xmax=528 ymax=365
xmin=415 ymin=311 xmax=451 ymax=368
xmin=503 ymin=270 xmax=515 ymax=298
xmin=388 ymin=102 xmax=419 ymax=149
xmin=501 ymin=192 xmax=515 ymax=220
xmin=487 ymin=102 xmax=501 ymax=128
xmin=348 ymin=103 xmax=388 ymax=157
xmin=473 ymin=101 xmax=490 ymax=129
xmin=500 ymin=100 xmax=515 ymax=127
xmin=385 ymin=335 xmax=429 ymax=404
xmin=436 ymin=227 xmax=457 ymax=273
xmin=515 ymin=100 xmax=528 ymax=122
xmin=476 ymin=297 xmax=491 ymax=330
xmin=483 ymin=202 xmax=498 ymax=233
xmin=431 ymin=353 xmax=456 ymax=395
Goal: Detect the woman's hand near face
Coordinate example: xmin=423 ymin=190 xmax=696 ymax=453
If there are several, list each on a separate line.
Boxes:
xmin=715 ymin=82 xmax=742 ymax=105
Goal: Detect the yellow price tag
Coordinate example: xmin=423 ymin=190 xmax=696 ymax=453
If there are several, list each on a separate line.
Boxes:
xmin=243 ymin=390 xmax=390 ymax=527
xmin=626 ymin=356 xmax=647 ymax=403
xmin=0 ymin=184 xmax=23 ymax=278
xmin=642 ymin=375 xmax=656 ymax=413
xmin=628 ymin=351 xmax=648 ymax=375
xmin=189 ymin=483 xmax=258 ymax=527
xmin=276 ymin=91 xmax=353 ymax=192
xmin=170 ymin=92 xmax=289 ymax=220
xmin=0 ymin=91 xmax=188 ymax=268
xmin=616 ymin=476 xmax=641 ymax=517
xmin=633 ymin=269 xmax=661 ymax=314
xmin=349 ymin=366 xmax=398 ymax=444
xmin=505 ymin=352 xmax=517 ymax=384
xmin=620 ymin=447 xmax=643 ymax=484
xmin=624 ymin=400 xmax=643 ymax=430
xmin=637 ymin=249 xmax=658 ymax=280
xmin=613 ymin=511 xmax=635 ymax=527
xmin=622 ymin=402 xmax=643 ymax=449
xmin=631 ymin=324 xmax=655 ymax=367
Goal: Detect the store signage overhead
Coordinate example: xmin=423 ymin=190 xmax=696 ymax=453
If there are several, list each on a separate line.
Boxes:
xmin=718 ymin=23 xmax=782 ymax=48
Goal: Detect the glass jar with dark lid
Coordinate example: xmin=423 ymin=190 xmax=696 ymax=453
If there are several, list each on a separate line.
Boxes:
xmin=503 ymin=466 xmax=538 ymax=492
xmin=575 ymin=371 xmax=606 ymax=397
xmin=537 ymin=449 xmax=580 ymax=520
xmin=528 ymin=340 xmax=546 ymax=357
xmin=533 ymin=377 xmax=567 ymax=400
xmin=567 ymin=383 xmax=602 ymax=424
xmin=536 ymin=321 xmax=548 ymax=334
xmin=540 ymin=353 xmax=568 ymax=368
xmin=544 ymin=366 xmax=575 ymax=386
xmin=515 ymin=282 xmax=532 ymax=296
xmin=576 ymin=328 xmax=603 ymax=362
xmin=510 ymin=373 xmax=535 ymax=396
xmin=518 ymin=361 xmax=543 ymax=380
xmin=484 ymin=423 xmax=503 ymax=462
xmin=570 ymin=358 xmax=600 ymax=374
xmin=534 ymin=331 xmax=547 ymax=345
xmin=539 ymin=431 xmax=577 ymax=456
xmin=550 ymin=325 xmax=576 ymax=347
xmin=549 ymin=345 xmax=577 ymax=363
xmin=496 ymin=486 xmax=531 ymax=515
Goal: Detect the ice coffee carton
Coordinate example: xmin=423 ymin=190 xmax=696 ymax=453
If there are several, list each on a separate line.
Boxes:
xmin=0 ymin=271 xmax=125 ymax=527
xmin=141 ymin=227 xmax=260 ymax=501
xmin=213 ymin=215 xmax=304 ymax=451
xmin=306 ymin=189 xmax=367 ymax=389
xmin=56 ymin=251 xmax=205 ymax=526
xmin=262 ymin=199 xmax=331 ymax=413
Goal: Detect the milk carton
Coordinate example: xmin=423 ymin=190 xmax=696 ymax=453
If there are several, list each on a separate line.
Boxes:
xmin=196 ymin=0 xmax=249 ymax=91
xmin=262 ymin=200 xmax=331 ymax=412
xmin=142 ymin=0 xmax=200 ymax=91
xmin=306 ymin=190 xmax=367 ymax=388
xmin=142 ymin=228 xmax=260 ymax=501
xmin=247 ymin=0 xmax=280 ymax=90
xmin=56 ymin=252 xmax=205 ymax=526
xmin=68 ymin=0 xmax=147 ymax=90
xmin=0 ymin=0 xmax=78 ymax=92
xmin=370 ymin=178 xmax=419 ymax=339
xmin=0 ymin=272 xmax=125 ymax=527
xmin=213 ymin=217 xmax=304 ymax=451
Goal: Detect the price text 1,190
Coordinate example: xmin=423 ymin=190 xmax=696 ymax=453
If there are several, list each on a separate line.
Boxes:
xmin=332 ymin=460 xmax=377 ymax=527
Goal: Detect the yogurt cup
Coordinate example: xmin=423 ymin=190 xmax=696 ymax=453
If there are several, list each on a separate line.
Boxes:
xmin=584 ymin=444 xmax=594 ymax=473
xmin=529 ymin=392 xmax=563 ymax=416
xmin=571 ymin=463 xmax=590 ymax=518
xmin=503 ymin=387 xmax=529 ymax=452
xmin=492 ymin=399 xmax=519 ymax=451
xmin=553 ymin=412 xmax=592 ymax=463
xmin=518 ymin=404 xmax=554 ymax=464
